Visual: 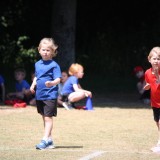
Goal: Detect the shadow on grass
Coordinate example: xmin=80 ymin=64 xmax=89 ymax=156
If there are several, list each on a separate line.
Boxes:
xmin=55 ymin=146 xmax=83 ymax=149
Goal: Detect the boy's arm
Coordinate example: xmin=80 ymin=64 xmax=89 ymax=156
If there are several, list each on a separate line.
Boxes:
xmin=45 ymin=78 xmax=61 ymax=88
xmin=143 ymin=71 xmax=151 ymax=90
xmin=30 ymin=77 xmax=37 ymax=93
xmin=143 ymin=83 xmax=150 ymax=90
xmin=78 ymin=84 xmax=82 ymax=89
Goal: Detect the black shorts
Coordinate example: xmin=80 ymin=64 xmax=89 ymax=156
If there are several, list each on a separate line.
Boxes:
xmin=36 ymin=99 xmax=57 ymax=117
xmin=152 ymin=107 xmax=160 ymax=122
xmin=61 ymin=94 xmax=76 ymax=108
xmin=62 ymin=94 xmax=69 ymax=102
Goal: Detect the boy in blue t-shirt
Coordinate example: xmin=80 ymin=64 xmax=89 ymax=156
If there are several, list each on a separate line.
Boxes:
xmin=30 ymin=38 xmax=61 ymax=150
xmin=7 ymin=68 xmax=31 ymax=103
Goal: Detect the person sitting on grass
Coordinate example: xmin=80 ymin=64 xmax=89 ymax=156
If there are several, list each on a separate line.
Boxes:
xmin=57 ymin=70 xmax=69 ymax=107
xmin=61 ymin=63 xmax=92 ymax=110
xmin=133 ymin=66 xmax=150 ymax=104
xmin=7 ymin=68 xmax=32 ymax=104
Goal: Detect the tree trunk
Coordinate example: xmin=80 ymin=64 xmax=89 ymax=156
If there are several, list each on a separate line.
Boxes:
xmin=51 ymin=0 xmax=77 ymax=71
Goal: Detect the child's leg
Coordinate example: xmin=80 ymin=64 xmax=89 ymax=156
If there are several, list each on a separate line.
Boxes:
xmin=152 ymin=107 xmax=160 ymax=146
xmin=155 ymin=121 xmax=160 ymax=147
xmin=157 ymin=121 xmax=160 ymax=141
xmin=36 ymin=100 xmax=56 ymax=149
xmin=68 ymin=91 xmax=86 ymax=102
xmin=43 ymin=116 xmax=53 ymax=140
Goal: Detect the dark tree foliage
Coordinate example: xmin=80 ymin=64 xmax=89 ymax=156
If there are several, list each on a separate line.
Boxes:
xmin=76 ymin=0 xmax=160 ymax=76
xmin=1 ymin=0 xmax=160 ymax=92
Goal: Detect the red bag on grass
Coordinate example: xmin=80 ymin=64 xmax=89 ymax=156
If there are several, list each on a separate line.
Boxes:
xmin=5 ymin=99 xmax=27 ymax=108
xmin=13 ymin=102 xmax=27 ymax=108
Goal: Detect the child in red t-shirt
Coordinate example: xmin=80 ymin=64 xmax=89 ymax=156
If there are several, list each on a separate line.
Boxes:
xmin=144 ymin=47 xmax=160 ymax=150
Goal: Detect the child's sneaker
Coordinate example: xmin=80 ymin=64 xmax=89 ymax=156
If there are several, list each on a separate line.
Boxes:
xmin=151 ymin=146 xmax=160 ymax=152
xmin=47 ymin=139 xmax=55 ymax=149
xmin=36 ymin=140 xmax=50 ymax=150
xmin=62 ymin=102 xmax=73 ymax=110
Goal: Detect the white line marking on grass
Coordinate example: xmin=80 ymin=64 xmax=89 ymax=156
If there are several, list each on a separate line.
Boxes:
xmin=79 ymin=150 xmax=106 ymax=160
xmin=0 ymin=147 xmax=155 ymax=155
xmin=78 ymin=150 xmax=154 ymax=160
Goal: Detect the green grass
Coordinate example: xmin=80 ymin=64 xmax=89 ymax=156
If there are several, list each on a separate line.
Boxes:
xmin=0 ymin=95 xmax=160 ymax=160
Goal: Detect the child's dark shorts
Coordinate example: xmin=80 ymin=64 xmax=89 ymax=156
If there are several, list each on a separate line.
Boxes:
xmin=152 ymin=107 xmax=160 ymax=122
xmin=36 ymin=99 xmax=57 ymax=117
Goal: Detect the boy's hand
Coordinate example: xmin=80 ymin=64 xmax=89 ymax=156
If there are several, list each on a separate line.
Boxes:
xmin=24 ymin=89 xmax=32 ymax=96
xmin=30 ymin=86 xmax=35 ymax=94
xmin=45 ymin=78 xmax=60 ymax=87
xmin=45 ymin=81 xmax=53 ymax=87
xmin=7 ymin=93 xmax=14 ymax=98
xmin=143 ymin=83 xmax=150 ymax=90
xmin=85 ymin=91 xmax=92 ymax=98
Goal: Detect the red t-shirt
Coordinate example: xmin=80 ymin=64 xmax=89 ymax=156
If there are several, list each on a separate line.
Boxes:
xmin=145 ymin=68 xmax=160 ymax=108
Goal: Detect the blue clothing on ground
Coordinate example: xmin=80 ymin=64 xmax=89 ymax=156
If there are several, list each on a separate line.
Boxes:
xmin=16 ymin=80 xmax=30 ymax=92
xmin=61 ymin=76 xmax=78 ymax=95
xmin=35 ymin=59 xmax=61 ymax=100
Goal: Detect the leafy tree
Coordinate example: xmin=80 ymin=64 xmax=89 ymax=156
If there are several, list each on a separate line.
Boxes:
xmin=0 ymin=0 xmax=37 ymax=69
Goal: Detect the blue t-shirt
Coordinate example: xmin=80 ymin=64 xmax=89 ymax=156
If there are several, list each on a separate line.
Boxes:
xmin=35 ymin=59 xmax=61 ymax=100
xmin=61 ymin=76 xmax=78 ymax=95
xmin=16 ymin=80 xmax=30 ymax=92
xmin=0 ymin=75 xmax=4 ymax=85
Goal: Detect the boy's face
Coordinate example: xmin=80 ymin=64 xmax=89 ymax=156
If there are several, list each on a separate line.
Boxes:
xmin=75 ymin=68 xmax=84 ymax=79
xmin=61 ymin=72 xmax=68 ymax=83
xmin=39 ymin=44 xmax=52 ymax=60
xmin=149 ymin=52 xmax=160 ymax=69
xmin=15 ymin=72 xmax=25 ymax=81
xmin=135 ymin=70 xmax=144 ymax=79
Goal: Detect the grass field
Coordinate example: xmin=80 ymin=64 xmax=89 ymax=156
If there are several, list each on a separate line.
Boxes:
xmin=0 ymin=93 xmax=160 ymax=160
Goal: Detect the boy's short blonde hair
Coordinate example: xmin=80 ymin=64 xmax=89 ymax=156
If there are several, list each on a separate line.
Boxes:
xmin=14 ymin=68 xmax=26 ymax=77
xmin=69 ymin=63 xmax=84 ymax=76
xmin=148 ymin=47 xmax=160 ymax=61
xmin=38 ymin=38 xmax=58 ymax=57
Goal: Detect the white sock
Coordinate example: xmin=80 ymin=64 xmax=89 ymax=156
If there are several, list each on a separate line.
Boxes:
xmin=42 ymin=137 xmax=48 ymax=142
